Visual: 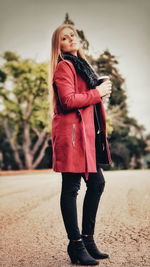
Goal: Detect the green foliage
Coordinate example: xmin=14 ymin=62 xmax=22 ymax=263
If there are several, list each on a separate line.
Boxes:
xmin=92 ymin=50 xmax=127 ymax=111
xmin=0 ymin=51 xmax=50 ymax=170
xmin=1 ymin=51 xmax=49 ymax=127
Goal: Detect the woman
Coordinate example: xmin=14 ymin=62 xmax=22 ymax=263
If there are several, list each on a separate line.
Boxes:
xmin=49 ymin=24 xmax=112 ymax=265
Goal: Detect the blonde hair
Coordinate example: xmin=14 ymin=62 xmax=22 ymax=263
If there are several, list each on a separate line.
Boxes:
xmin=48 ymin=24 xmax=87 ymax=122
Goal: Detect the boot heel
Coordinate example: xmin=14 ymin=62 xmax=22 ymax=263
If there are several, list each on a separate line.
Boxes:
xmin=67 ymin=244 xmax=78 ymax=264
xmin=69 ymin=254 xmax=78 ymax=264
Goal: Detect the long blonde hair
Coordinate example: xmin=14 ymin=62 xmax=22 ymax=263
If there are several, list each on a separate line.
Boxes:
xmin=48 ymin=24 xmax=87 ymax=121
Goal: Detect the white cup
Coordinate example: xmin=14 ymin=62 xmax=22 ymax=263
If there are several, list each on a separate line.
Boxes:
xmin=97 ymin=75 xmax=110 ymax=103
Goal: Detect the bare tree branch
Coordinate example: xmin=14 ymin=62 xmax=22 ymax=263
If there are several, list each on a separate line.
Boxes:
xmin=4 ymin=120 xmax=24 ymax=169
xmin=22 ymin=122 xmax=32 ymax=169
xmin=32 ymin=127 xmax=40 ymax=137
xmin=31 ymin=128 xmax=47 ymax=156
xmin=31 ymin=136 xmax=49 ymax=169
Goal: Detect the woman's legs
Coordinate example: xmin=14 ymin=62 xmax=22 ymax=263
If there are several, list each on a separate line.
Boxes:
xmin=60 ymin=172 xmax=82 ymax=240
xmin=60 ymin=169 xmax=108 ymax=261
xmin=60 ymin=168 xmax=105 ymax=239
xmin=81 ymin=168 xmax=105 ymax=235
xmin=60 ymin=173 xmax=99 ymax=264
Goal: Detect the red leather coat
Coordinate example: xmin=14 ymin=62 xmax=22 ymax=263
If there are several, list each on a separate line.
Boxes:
xmin=51 ymin=60 xmax=112 ymax=180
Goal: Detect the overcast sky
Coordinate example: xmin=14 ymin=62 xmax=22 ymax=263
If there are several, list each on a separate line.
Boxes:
xmin=1 ymin=0 xmax=150 ymax=134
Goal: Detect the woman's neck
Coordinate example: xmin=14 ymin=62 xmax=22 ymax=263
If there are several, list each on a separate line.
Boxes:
xmin=62 ymin=51 xmax=78 ymax=57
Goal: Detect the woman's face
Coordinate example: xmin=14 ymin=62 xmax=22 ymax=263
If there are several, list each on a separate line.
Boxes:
xmin=60 ymin=28 xmax=80 ymax=56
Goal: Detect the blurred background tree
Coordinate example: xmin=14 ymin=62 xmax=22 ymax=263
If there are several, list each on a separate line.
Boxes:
xmin=0 ymin=51 xmax=51 ymax=170
xmin=88 ymin=50 xmax=147 ymax=169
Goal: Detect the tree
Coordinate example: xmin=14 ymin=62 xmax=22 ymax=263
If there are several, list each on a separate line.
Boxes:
xmin=87 ymin=50 xmax=147 ymax=169
xmin=0 ymin=51 xmax=50 ymax=170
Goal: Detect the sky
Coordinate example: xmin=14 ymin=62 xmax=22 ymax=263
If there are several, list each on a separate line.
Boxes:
xmin=1 ymin=0 xmax=150 ymax=134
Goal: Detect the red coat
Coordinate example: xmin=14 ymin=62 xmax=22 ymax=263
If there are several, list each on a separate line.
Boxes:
xmin=51 ymin=60 xmax=112 ymax=180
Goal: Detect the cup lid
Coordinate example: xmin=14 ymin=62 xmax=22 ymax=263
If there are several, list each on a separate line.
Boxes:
xmin=98 ymin=75 xmax=109 ymax=79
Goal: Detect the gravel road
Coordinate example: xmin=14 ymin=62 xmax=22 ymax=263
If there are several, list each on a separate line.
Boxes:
xmin=0 ymin=170 xmax=150 ymax=267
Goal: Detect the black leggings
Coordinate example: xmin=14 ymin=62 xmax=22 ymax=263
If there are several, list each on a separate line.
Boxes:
xmin=60 ymin=167 xmax=105 ymax=240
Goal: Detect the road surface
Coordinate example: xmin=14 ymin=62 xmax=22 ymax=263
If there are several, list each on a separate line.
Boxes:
xmin=0 ymin=170 xmax=150 ymax=267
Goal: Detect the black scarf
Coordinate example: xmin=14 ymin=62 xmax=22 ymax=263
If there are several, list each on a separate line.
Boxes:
xmin=58 ymin=51 xmax=99 ymax=89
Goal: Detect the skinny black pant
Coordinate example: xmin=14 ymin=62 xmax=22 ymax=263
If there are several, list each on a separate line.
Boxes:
xmin=60 ymin=167 xmax=105 ymax=240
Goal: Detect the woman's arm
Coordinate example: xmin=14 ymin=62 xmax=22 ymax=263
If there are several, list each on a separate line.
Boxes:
xmin=53 ymin=60 xmax=102 ymax=111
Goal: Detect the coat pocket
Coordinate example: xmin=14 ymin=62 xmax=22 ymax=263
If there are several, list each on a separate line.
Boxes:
xmin=72 ymin=123 xmax=76 ymax=147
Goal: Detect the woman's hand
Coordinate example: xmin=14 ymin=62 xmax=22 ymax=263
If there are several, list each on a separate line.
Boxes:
xmin=96 ymin=79 xmax=112 ymax=98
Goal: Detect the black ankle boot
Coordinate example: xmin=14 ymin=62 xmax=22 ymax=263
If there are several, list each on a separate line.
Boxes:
xmin=67 ymin=239 xmax=99 ymax=265
xmin=82 ymin=235 xmax=109 ymax=260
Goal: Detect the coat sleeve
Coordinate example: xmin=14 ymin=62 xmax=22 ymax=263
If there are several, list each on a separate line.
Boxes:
xmin=53 ymin=60 xmax=102 ymax=111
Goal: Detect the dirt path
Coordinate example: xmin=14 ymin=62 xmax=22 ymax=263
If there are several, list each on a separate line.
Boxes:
xmin=0 ymin=170 xmax=150 ymax=267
